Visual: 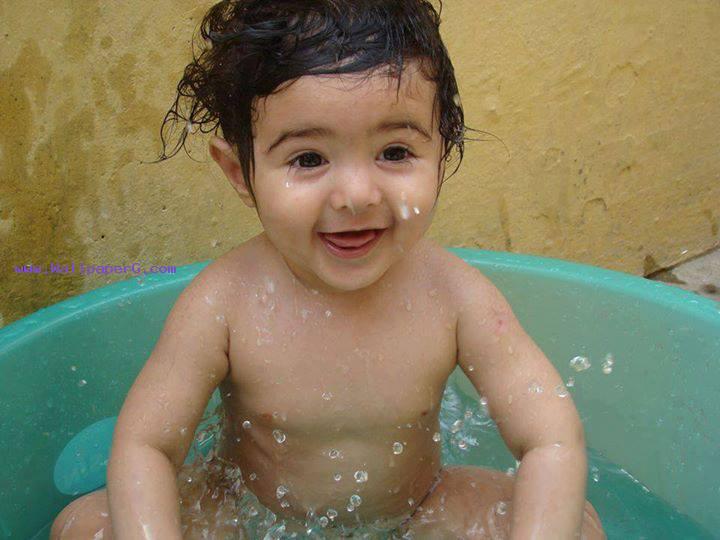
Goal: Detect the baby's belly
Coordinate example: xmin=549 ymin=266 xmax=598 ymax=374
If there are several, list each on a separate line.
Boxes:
xmin=219 ymin=421 xmax=442 ymax=526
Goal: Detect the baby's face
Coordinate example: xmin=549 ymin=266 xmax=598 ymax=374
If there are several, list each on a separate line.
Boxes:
xmin=250 ymin=59 xmax=444 ymax=293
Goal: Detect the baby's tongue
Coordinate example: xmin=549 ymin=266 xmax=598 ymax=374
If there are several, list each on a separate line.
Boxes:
xmin=323 ymin=230 xmax=376 ymax=248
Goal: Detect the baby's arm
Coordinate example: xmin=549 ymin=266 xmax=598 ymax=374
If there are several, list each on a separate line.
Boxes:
xmin=453 ymin=266 xmax=587 ymax=539
xmin=107 ymin=268 xmax=229 ymax=539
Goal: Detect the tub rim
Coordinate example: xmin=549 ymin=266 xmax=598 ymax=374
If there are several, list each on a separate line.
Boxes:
xmin=1 ymin=249 xmax=718 ymax=350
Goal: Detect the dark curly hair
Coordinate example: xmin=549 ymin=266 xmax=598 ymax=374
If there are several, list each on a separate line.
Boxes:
xmin=149 ymin=0 xmax=494 ymax=202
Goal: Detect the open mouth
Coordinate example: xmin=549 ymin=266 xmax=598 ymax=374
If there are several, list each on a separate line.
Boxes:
xmin=318 ymin=229 xmax=386 ymax=259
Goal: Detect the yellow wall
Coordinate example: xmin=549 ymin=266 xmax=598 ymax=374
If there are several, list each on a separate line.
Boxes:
xmin=1 ymin=1 xmax=718 ymax=327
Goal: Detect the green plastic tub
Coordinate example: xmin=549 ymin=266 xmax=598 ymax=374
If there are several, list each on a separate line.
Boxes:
xmin=1 ymin=249 xmax=718 ymax=539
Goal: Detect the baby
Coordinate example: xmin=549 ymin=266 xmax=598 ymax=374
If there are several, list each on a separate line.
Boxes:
xmin=52 ymin=0 xmax=605 ymax=538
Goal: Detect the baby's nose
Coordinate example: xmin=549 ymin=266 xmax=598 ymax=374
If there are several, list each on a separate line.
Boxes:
xmin=329 ymin=170 xmax=382 ymax=214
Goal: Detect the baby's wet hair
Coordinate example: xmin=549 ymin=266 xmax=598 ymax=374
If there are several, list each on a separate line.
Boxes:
xmin=150 ymin=0 xmax=492 ymax=201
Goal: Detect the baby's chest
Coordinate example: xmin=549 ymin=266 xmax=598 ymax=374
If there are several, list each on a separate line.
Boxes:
xmin=227 ymin=312 xmax=457 ymax=433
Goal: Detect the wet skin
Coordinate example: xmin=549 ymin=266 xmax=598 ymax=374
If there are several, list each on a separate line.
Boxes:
xmin=215 ymin=235 xmax=457 ymax=527
xmin=51 ymin=59 xmax=605 ymax=538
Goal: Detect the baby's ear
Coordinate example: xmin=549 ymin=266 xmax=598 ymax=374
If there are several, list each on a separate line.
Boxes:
xmin=209 ymin=136 xmax=255 ymax=208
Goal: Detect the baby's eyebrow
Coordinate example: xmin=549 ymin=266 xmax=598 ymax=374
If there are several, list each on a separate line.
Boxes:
xmin=265 ymin=119 xmax=432 ymax=155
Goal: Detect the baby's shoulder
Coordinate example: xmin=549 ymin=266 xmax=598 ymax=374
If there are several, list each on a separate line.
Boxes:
xmin=186 ymin=235 xmax=272 ymax=299
xmin=414 ymin=238 xmax=488 ymax=284
xmin=413 ymin=239 xmax=499 ymax=308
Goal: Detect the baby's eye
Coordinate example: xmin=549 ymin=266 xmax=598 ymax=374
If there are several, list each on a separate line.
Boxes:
xmin=288 ymin=147 xmax=413 ymax=170
xmin=383 ymin=146 xmax=413 ymax=162
xmin=289 ymin=152 xmax=326 ymax=169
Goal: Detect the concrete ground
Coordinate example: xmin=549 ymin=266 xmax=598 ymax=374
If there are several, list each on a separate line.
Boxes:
xmin=647 ymin=246 xmax=720 ymax=303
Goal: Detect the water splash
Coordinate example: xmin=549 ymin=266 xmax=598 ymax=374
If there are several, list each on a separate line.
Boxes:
xmin=528 ymin=380 xmax=544 ymax=394
xmin=354 ymin=470 xmax=369 ymax=483
xmin=570 ymin=355 xmax=591 ymax=372
xmin=602 ymin=353 xmax=615 ymax=375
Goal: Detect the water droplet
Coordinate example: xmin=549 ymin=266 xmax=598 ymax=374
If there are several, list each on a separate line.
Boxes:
xmin=70 ymin=365 xmax=77 ymax=372
xmin=570 ymin=355 xmax=591 ymax=372
xmin=319 ymin=516 xmax=329 ymax=527
xmin=399 ymin=192 xmax=410 ymax=220
xmin=284 ymin=181 xmax=291 ymax=188
xmin=273 ymin=429 xmax=286 ymax=444
xmin=408 ymin=498 xmax=415 ymax=506
xmin=528 ymin=380 xmax=543 ymax=394
xmin=322 ymin=391 xmax=333 ymax=401
xmin=413 ymin=206 xmax=421 ymax=215
xmin=276 ymin=485 xmax=289 ymax=498
xmin=328 ymin=449 xmax=342 ymax=459
xmin=555 ymin=385 xmax=569 ymax=398
xmin=392 ymin=442 xmax=404 ymax=454
xmin=264 ymin=278 xmax=275 ymax=294
xmin=346 ymin=503 xmax=355 ymax=512
xmin=566 ymin=377 xmax=575 ymax=388
xmin=333 ymin=473 xmax=342 ymax=481
xmin=602 ymin=353 xmax=615 ymax=375
xmin=280 ymin=500 xmax=290 ymax=508
xmin=457 ymin=439 xmax=468 ymax=450
xmin=451 ymin=419 xmax=463 ymax=433
xmin=495 ymin=501 xmax=507 ymax=515
xmin=591 ymin=466 xmax=600 ymax=482
xmin=249 ymin=472 xmax=257 ymax=481
xmin=506 ymin=467 xmax=516 ymax=476
xmin=467 ymin=364 xmax=475 ymax=372
xmin=350 ymin=494 xmax=362 ymax=507
xmin=464 ymin=409 xmax=473 ymax=419
xmin=345 ymin=194 xmax=357 ymax=216
xmin=78 ymin=379 xmax=87 ymax=387
xmin=300 ymin=308 xmax=311 ymax=321
xmin=242 ymin=420 xmax=251 ymax=430
xmin=325 ymin=310 xmax=332 ymax=318
xmin=327 ymin=508 xmax=338 ymax=520
xmin=354 ymin=470 xmax=368 ymax=483
xmin=432 ymin=432 xmax=442 ymax=442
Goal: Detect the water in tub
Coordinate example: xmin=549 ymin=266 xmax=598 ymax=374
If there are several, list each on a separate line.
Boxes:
xmin=176 ymin=372 xmax=713 ymax=539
